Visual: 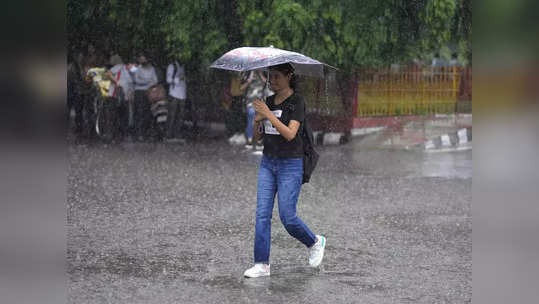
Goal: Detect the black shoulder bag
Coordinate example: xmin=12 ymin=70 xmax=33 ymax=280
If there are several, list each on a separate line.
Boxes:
xmin=298 ymin=101 xmax=319 ymax=184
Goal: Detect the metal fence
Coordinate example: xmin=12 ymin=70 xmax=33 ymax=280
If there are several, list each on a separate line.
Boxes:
xmin=356 ymin=66 xmax=472 ymax=117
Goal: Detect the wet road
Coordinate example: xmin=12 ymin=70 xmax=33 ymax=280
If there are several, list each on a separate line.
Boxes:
xmin=68 ymin=136 xmax=471 ymax=303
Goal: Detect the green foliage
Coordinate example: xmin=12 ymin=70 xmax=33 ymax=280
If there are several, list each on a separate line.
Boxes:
xmin=420 ymin=0 xmax=457 ymax=53
xmin=68 ymin=0 xmax=471 ymax=71
xmin=452 ymin=0 xmax=471 ymax=63
xmin=237 ymin=0 xmax=470 ymax=71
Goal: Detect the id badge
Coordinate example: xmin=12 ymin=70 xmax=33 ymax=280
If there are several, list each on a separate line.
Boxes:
xmin=263 ymin=110 xmax=282 ymax=135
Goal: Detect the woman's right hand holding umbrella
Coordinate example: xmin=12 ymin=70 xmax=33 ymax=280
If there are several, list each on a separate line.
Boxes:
xmin=253 ymin=99 xmax=270 ymax=122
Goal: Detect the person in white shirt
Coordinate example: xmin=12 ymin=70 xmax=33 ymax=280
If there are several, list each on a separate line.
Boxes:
xmin=166 ymin=60 xmax=187 ymax=139
xmin=107 ymin=54 xmax=134 ymax=139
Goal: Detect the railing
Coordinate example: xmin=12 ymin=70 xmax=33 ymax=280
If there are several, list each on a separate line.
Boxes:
xmin=356 ymin=66 xmax=471 ymax=117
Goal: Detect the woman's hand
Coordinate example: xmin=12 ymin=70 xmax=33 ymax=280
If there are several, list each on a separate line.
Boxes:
xmin=253 ymin=99 xmax=270 ymax=118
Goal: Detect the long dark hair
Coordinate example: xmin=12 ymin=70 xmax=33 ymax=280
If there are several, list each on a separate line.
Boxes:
xmin=270 ymin=63 xmax=297 ymax=91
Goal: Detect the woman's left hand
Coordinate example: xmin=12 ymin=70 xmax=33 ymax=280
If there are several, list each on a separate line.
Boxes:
xmin=253 ymin=99 xmax=270 ymax=117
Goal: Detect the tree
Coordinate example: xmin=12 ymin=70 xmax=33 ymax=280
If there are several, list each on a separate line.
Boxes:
xmin=452 ymin=0 xmax=472 ymax=63
xmin=68 ymin=0 xmax=471 ymax=70
xmin=67 ymin=0 xmax=471 ymax=121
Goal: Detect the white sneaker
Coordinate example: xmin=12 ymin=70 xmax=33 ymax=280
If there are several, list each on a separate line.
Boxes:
xmin=309 ymin=235 xmax=326 ymax=267
xmin=243 ymin=264 xmax=270 ymax=278
xmin=235 ymin=134 xmax=247 ymax=145
xmin=229 ymin=133 xmax=247 ymax=145
xmin=228 ymin=133 xmax=239 ymax=144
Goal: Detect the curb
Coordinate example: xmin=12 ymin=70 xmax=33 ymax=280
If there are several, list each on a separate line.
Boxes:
xmin=423 ymin=127 xmax=472 ymax=151
xmin=312 ymin=127 xmax=386 ymax=146
xmin=313 ymin=131 xmax=349 ymax=146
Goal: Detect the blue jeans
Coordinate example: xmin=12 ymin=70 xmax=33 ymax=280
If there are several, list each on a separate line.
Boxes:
xmin=246 ymin=104 xmax=256 ymax=140
xmin=254 ymin=155 xmax=317 ymax=264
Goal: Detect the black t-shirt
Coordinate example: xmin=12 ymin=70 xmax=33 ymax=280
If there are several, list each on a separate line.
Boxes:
xmin=262 ymin=93 xmax=305 ymax=158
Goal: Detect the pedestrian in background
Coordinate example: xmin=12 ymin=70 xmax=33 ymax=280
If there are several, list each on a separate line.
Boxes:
xmin=165 ymin=58 xmax=187 ymax=141
xmin=132 ymin=54 xmax=158 ymax=141
xmin=244 ymin=70 xmax=270 ymax=150
xmin=107 ymin=54 xmax=134 ymax=140
xmin=78 ymin=43 xmax=105 ymax=139
xmin=226 ymin=72 xmax=249 ymax=144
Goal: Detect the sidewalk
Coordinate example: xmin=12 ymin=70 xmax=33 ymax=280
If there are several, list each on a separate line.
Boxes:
xmin=202 ymin=114 xmax=472 ymax=150
xmin=312 ymin=114 xmax=472 ymax=149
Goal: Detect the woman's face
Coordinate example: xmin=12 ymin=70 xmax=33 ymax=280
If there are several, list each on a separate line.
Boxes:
xmin=269 ymin=69 xmax=291 ymax=91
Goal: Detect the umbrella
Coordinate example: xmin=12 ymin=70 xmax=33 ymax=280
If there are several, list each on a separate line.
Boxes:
xmin=209 ymin=46 xmax=336 ymax=78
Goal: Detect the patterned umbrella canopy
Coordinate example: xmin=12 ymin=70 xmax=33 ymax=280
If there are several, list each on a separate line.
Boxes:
xmin=210 ymin=46 xmax=335 ymax=77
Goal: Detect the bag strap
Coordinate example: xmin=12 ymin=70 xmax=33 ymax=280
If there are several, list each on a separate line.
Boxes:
xmin=287 ymin=95 xmax=314 ymax=146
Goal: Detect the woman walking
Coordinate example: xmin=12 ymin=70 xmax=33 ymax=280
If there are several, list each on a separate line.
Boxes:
xmin=244 ymin=63 xmax=326 ymax=278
